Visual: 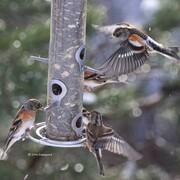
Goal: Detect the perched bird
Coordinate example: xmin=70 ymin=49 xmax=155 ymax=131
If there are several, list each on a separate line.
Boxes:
xmin=84 ymin=65 xmax=128 ymax=91
xmin=97 ymin=22 xmax=180 ymax=78
xmin=85 ymin=111 xmax=142 ymax=176
xmin=1 ymin=99 xmax=43 ymax=157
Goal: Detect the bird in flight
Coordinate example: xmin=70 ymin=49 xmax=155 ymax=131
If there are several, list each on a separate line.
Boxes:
xmin=96 ymin=22 xmax=180 ymax=78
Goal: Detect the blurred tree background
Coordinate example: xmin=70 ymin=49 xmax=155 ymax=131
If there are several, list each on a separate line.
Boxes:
xmin=0 ymin=0 xmax=180 ymax=179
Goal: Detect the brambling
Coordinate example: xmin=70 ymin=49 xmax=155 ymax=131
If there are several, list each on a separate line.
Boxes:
xmin=84 ymin=66 xmax=128 ymax=91
xmin=1 ymin=99 xmax=43 ymax=157
xmin=85 ymin=111 xmax=142 ymax=175
xmin=97 ymin=22 xmax=180 ymax=78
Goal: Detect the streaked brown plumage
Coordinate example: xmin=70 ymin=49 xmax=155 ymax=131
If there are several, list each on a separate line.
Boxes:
xmin=85 ymin=110 xmax=142 ymax=175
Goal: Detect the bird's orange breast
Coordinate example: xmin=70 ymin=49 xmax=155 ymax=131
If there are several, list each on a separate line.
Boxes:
xmin=18 ymin=111 xmax=36 ymax=122
xmin=84 ymin=71 xmax=92 ymax=77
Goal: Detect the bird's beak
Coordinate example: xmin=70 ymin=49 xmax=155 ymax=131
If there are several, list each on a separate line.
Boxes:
xmin=43 ymin=101 xmax=59 ymax=112
xmin=40 ymin=106 xmax=44 ymax=111
xmin=43 ymin=105 xmax=50 ymax=112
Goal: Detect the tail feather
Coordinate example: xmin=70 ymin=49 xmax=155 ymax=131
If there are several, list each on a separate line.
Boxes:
xmin=2 ymin=136 xmax=15 ymax=157
xmin=0 ymin=148 xmax=7 ymax=160
xmin=159 ymin=47 xmax=180 ymax=61
xmin=106 ymin=78 xmax=130 ymax=85
xmin=147 ymin=37 xmax=180 ymax=61
xmin=1 ymin=151 xmax=6 ymax=159
xmin=92 ymin=149 xmax=105 ymax=176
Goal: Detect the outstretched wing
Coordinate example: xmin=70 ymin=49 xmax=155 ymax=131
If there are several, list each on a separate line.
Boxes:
xmin=93 ymin=132 xmax=142 ymax=161
xmin=97 ymin=40 xmax=149 ymax=78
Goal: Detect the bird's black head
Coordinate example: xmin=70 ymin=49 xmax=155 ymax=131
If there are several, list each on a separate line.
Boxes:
xmin=113 ymin=22 xmax=131 ymax=40
xmin=113 ymin=27 xmax=130 ymax=40
xmin=21 ymin=99 xmax=44 ymax=111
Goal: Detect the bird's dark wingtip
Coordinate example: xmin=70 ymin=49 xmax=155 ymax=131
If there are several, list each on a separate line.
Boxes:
xmin=136 ymin=153 xmax=143 ymax=160
xmin=131 ymin=152 xmax=143 ymax=161
xmin=100 ymin=171 xmax=105 ymax=176
xmin=169 ymin=47 xmax=179 ymax=53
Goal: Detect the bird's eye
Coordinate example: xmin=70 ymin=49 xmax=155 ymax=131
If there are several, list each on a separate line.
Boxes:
xmin=113 ymin=29 xmax=122 ymax=37
xmin=117 ymin=32 xmax=121 ymax=37
xmin=37 ymin=103 xmax=42 ymax=108
xmin=29 ymin=104 xmax=34 ymax=110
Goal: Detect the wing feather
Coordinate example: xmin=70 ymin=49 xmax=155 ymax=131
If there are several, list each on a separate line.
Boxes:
xmin=93 ymin=132 xmax=142 ymax=161
xmin=97 ymin=41 xmax=149 ymax=77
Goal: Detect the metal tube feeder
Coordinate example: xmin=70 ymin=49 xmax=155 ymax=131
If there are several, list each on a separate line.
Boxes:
xmin=29 ymin=0 xmax=87 ymax=148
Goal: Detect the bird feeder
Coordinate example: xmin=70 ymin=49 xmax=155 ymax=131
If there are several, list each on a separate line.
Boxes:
xmin=29 ymin=0 xmax=87 ymax=147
